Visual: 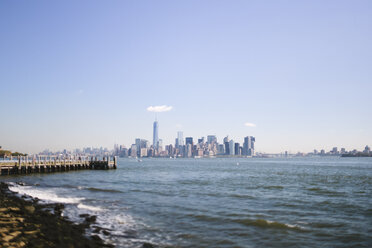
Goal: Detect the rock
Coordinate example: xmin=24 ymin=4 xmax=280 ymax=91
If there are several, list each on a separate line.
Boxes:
xmin=8 ymin=207 xmax=20 ymax=212
xmin=10 ymin=230 xmax=21 ymax=238
xmin=3 ymin=234 xmax=14 ymax=242
xmin=142 ymin=243 xmax=155 ymax=248
xmin=91 ymin=235 xmax=102 ymax=241
xmin=16 ymin=241 xmax=26 ymax=247
xmin=24 ymin=230 xmax=39 ymax=235
xmin=24 ymin=206 xmax=35 ymax=214
xmin=84 ymin=215 xmax=97 ymax=224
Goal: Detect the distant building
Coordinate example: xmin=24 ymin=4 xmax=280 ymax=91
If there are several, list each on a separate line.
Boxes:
xmin=229 ymin=140 xmax=235 ymax=156
xmin=207 ymin=135 xmax=217 ymax=144
xmin=177 ymin=131 xmax=184 ymax=146
xmin=153 ymin=120 xmax=159 ymax=149
xmin=186 ymin=137 xmax=193 ymax=146
xmin=364 ymin=145 xmax=371 ymax=154
xmin=243 ymin=136 xmax=255 ymax=156
xmin=130 ymin=144 xmax=137 ymax=157
xmin=218 ymin=144 xmax=225 ymax=155
xmin=158 ymin=139 xmax=163 ymax=151
xmin=178 ymin=145 xmax=185 ymax=157
xmin=186 ymin=144 xmax=192 ymax=158
xmin=234 ymin=143 xmax=241 ymax=156
xmin=196 ymin=148 xmax=204 ymax=157
xmin=331 ymin=147 xmax=338 ymax=154
xmin=135 ymin=138 xmax=141 ymax=156
xmin=140 ymin=148 xmax=147 ymax=157
xmin=224 ymin=142 xmax=230 ymax=155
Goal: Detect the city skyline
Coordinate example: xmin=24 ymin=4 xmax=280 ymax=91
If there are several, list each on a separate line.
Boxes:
xmin=1 ymin=1 xmax=371 ymax=154
xmin=1 ymin=114 xmax=371 ymax=155
xmin=26 ymin=118 xmax=370 ymax=158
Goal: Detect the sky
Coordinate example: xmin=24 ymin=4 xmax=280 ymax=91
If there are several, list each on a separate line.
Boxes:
xmin=1 ymin=0 xmax=371 ymax=154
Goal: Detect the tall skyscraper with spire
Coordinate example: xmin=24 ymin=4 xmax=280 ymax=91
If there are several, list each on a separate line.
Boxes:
xmin=177 ymin=131 xmax=184 ymax=146
xmin=153 ymin=119 xmax=159 ymax=149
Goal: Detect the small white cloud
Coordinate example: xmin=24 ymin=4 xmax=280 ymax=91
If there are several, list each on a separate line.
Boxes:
xmin=244 ymin=122 xmax=256 ymax=127
xmin=147 ymin=105 xmax=173 ymax=112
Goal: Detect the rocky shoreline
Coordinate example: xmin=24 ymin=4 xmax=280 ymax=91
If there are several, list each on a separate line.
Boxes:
xmin=0 ymin=182 xmax=114 ymax=248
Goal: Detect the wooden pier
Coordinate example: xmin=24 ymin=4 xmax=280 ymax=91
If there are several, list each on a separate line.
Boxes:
xmin=0 ymin=155 xmax=117 ymax=176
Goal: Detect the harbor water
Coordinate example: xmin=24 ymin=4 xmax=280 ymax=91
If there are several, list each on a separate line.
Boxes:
xmin=2 ymin=157 xmax=371 ymax=247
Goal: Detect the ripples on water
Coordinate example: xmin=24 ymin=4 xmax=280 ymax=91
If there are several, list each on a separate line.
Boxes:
xmin=2 ymin=157 xmax=372 ymax=247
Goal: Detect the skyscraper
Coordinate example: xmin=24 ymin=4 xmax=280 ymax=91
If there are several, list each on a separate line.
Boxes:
xmin=229 ymin=140 xmax=235 ymax=156
xmin=177 ymin=131 xmax=184 ymax=146
xmin=153 ymin=120 xmax=159 ymax=149
xmin=207 ymin=135 xmax=217 ymax=144
xmin=243 ymin=136 xmax=255 ymax=156
xmin=185 ymin=137 xmax=193 ymax=146
xmin=135 ymin=138 xmax=141 ymax=156
xmin=234 ymin=143 xmax=241 ymax=156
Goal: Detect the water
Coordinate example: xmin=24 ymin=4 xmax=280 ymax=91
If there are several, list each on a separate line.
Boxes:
xmin=1 ymin=157 xmax=372 ymax=247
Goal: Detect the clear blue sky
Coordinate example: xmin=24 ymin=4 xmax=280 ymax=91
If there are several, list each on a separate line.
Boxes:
xmin=1 ymin=0 xmax=371 ymax=154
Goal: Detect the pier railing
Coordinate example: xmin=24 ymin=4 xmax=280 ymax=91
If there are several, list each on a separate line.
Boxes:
xmin=0 ymin=155 xmax=117 ymax=176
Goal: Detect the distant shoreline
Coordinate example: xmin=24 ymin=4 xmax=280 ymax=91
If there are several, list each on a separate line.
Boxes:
xmin=341 ymin=153 xmax=372 ymax=157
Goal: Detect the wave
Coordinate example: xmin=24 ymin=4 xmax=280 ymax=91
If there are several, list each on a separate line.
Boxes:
xmin=77 ymin=203 xmax=103 ymax=212
xmin=307 ymin=187 xmax=345 ymax=196
xmin=228 ymin=193 xmax=255 ymax=199
xmin=8 ymin=183 xmax=84 ymax=204
xmin=61 ymin=185 xmax=123 ymax=193
xmin=234 ymin=218 xmax=304 ymax=231
xmin=310 ymin=222 xmax=346 ymax=228
xmin=84 ymin=187 xmax=123 ymax=193
xmin=187 ymin=213 xmax=223 ymax=222
xmin=263 ymin=185 xmax=284 ymax=190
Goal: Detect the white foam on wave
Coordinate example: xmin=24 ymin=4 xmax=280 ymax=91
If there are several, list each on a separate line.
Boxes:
xmin=77 ymin=203 xmax=103 ymax=212
xmin=8 ymin=183 xmax=84 ymax=204
xmin=266 ymin=219 xmax=304 ymax=230
xmin=8 ymin=183 xmax=154 ymax=247
xmin=96 ymin=212 xmax=137 ymax=231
